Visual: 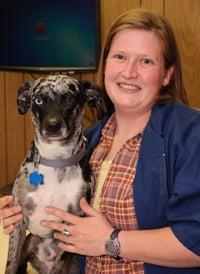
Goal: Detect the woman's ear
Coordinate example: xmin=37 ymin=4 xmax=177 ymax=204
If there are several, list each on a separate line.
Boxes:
xmin=162 ymin=65 xmax=174 ymax=87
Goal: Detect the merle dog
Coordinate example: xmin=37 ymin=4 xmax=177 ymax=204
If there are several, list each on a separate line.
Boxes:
xmin=5 ymin=75 xmax=103 ymax=274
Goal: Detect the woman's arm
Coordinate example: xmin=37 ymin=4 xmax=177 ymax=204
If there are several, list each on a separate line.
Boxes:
xmin=119 ymin=227 xmax=200 ymax=267
xmin=0 ymin=195 xmax=23 ymax=234
xmin=41 ymin=197 xmax=200 ymax=267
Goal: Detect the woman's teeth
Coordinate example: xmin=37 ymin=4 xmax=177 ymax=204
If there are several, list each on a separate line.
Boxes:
xmin=119 ymin=83 xmax=140 ymax=90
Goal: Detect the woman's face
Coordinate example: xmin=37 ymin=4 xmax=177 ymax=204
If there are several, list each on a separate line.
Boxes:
xmin=104 ymin=28 xmax=173 ymax=115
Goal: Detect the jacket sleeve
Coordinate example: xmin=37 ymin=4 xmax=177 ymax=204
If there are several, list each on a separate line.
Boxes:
xmin=167 ymin=109 xmax=200 ymax=256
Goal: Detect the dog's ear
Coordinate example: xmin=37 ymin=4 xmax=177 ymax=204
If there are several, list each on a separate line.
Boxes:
xmin=17 ymin=81 xmax=34 ymax=115
xmin=80 ymin=80 xmax=105 ymax=118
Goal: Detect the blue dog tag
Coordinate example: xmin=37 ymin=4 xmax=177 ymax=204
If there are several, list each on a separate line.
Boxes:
xmin=28 ymin=171 xmax=44 ymax=186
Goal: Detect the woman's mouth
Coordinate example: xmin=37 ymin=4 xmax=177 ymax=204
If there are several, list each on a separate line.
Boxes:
xmin=118 ymin=82 xmax=141 ymax=91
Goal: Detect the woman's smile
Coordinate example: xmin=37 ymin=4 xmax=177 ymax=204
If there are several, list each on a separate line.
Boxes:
xmin=117 ymin=82 xmax=141 ymax=93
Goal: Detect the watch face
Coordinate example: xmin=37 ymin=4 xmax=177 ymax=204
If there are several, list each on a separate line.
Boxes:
xmin=105 ymin=239 xmax=120 ymax=257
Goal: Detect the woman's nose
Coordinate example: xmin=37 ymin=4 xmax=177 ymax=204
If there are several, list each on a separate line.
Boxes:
xmin=122 ymin=60 xmax=138 ymax=79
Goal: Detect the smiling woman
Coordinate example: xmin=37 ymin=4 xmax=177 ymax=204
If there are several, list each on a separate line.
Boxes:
xmin=104 ymin=28 xmax=173 ymax=118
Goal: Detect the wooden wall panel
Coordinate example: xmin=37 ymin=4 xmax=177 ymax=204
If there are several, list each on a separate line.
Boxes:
xmin=0 ymin=72 xmax=6 ymax=188
xmin=100 ymin=0 xmax=140 ymax=43
xmin=141 ymin=0 xmax=164 ymax=13
xmin=5 ymin=72 xmax=25 ymax=185
xmin=165 ymin=0 xmax=200 ymax=108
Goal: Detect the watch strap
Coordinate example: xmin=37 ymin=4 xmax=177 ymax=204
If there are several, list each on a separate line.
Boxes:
xmin=110 ymin=228 xmax=121 ymax=240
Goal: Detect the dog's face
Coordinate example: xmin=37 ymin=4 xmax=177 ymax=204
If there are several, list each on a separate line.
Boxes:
xmin=30 ymin=76 xmax=84 ymax=141
xmin=17 ymin=75 xmax=104 ymax=142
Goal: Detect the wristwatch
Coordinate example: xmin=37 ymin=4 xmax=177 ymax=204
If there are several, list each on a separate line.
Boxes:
xmin=105 ymin=228 xmax=121 ymax=260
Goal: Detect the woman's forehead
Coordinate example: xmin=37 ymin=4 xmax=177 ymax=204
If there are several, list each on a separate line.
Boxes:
xmin=109 ymin=28 xmax=164 ymax=58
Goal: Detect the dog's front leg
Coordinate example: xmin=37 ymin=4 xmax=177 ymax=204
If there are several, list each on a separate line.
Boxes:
xmin=5 ymin=220 xmax=26 ymax=274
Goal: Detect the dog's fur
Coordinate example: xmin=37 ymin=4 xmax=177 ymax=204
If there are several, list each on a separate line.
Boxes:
xmin=5 ymin=75 xmax=104 ymax=274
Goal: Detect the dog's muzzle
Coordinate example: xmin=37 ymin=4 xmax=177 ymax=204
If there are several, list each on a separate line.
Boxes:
xmin=45 ymin=117 xmax=63 ymax=134
xmin=41 ymin=114 xmax=67 ymax=140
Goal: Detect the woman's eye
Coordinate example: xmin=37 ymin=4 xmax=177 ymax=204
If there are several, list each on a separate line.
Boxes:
xmin=113 ymin=54 xmax=126 ymax=61
xmin=140 ymin=58 xmax=154 ymax=65
xmin=35 ymin=96 xmax=43 ymax=105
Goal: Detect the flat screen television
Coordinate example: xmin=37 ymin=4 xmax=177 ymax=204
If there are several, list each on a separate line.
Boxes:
xmin=0 ymin=0 xmax=100 ymax=73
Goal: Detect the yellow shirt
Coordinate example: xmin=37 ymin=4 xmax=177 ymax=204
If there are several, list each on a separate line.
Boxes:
xmin=92 ymin=159 xmax=112 ymax=211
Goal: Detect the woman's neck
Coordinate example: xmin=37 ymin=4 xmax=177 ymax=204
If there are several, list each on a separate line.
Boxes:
xmin=105 ymin=109 xmax=151 ymax=161
xmin=114 ymin=109 xmax=151 ymax=141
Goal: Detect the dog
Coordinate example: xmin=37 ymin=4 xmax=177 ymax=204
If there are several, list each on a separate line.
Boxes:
xmin=5 ymin=75 xmax=104 ymax=274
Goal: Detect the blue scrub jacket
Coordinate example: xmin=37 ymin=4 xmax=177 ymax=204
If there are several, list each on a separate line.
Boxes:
xmin=81 ymin=101 xmax=200 ymax=274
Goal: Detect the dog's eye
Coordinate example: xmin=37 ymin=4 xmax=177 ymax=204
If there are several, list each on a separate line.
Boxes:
xmin=63 ymin=95 xmax=73 ymax=105
xmin=66 ymin=97 xmax=72 ymax=103
xmin=35 ymin=96 xmax=43 ymax=105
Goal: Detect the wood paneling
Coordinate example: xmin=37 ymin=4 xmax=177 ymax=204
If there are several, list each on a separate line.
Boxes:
xmin=165 ymin=0 xmax=200 ymax=108
xmin=100 ymin=0 xmax=140 ymax=42
xmin=5 ymin=72 xmax=24 ymax=185
xmin=141 ymin=0 xmax=164 ymax=13
xmin=0 ymin=0 xmax=200 ymax=188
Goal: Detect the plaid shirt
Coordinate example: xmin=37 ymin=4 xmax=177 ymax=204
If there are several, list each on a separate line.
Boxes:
xmin=86 ymin=114 xmax=144 ymax=274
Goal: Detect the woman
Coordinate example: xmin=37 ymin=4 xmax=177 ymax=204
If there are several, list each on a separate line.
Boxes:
xmin=1 ymin=9 xmax=200 ymax=274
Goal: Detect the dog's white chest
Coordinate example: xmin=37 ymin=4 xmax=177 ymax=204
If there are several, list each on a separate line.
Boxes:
xmin=27 ymin=165 xmax=85 ymax=237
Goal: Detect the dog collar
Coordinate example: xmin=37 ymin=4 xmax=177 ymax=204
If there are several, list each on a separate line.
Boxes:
xmin=28 ymin=145 xmax=86 ymax=186
xmin=27 ymin=139 xmax=86 ymax=169
xmin=38 ymin=146 xmax=86 ymax=168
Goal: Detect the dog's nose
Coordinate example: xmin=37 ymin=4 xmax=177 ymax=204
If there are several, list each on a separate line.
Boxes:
xmin=45 ymin=117 xmax=62 ymax=133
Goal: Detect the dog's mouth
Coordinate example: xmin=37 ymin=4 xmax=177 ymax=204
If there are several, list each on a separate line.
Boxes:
xmin=40 ymin=118 xmax=68 ymax=140
xmin=44 ymin=134 xmax=66 ymax=141
xmin=41 ymin=130 xmax=67 ymax=141
xmin=41 ymin=123 xmax=68 ymax=141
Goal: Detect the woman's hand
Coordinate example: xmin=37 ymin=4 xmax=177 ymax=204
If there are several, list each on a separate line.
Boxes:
xmin=41 ymin=197 xmax=114 ymax=256
xmin=0 ymin=195 xmax=23 ymax=234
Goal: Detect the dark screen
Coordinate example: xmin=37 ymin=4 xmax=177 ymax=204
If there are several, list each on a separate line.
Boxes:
xmin=0 ymin=0 xmax=100 ymax=72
